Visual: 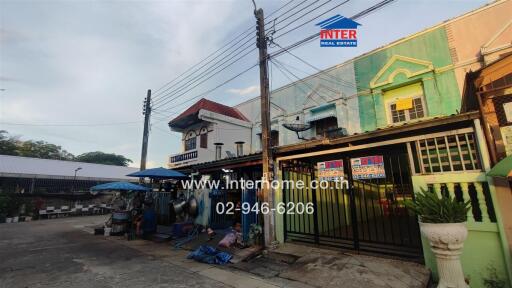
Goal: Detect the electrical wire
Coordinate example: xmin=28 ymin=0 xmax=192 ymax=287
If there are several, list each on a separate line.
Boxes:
xmin=0 ymin=121 xmax=140 ymax=127
xmin=152 ymin=0 xmax=353 ymax=108
xmin=151 ymin=0 xmax=300 ymax=103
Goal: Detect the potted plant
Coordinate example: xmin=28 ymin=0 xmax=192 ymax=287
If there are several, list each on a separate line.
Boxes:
xmin=406 ymin=189 xmax=471 ymax=288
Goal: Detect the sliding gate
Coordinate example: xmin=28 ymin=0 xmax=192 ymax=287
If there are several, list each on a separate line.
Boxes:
xmin=282 ymin=150 xmax=422 ymax=259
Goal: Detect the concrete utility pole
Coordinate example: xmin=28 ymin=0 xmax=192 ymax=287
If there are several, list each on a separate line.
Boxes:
xmin=140 ymin=89 xmax=152 ymax=171
xmin=255 ymin=7 xmax=275 ymax=246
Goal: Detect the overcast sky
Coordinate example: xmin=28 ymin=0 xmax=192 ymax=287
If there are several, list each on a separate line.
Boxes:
xmin=0 ymin=0 xmax=489 ymax=168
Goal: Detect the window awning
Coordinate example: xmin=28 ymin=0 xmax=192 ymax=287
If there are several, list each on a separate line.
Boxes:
xmin=306 ymin=103 xmax=337 ymax=123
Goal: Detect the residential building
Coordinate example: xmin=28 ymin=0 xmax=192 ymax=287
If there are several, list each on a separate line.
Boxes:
xmin=169 ymin=1 xmax=512 ymax=286
xmin=168 ymin=98 xmax=252 ymax=168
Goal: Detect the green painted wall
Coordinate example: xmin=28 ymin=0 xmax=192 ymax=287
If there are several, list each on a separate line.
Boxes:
xmin=354 ymin=27 xmax=461 ymax=132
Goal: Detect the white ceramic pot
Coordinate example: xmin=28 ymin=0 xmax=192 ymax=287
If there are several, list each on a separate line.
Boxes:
xmin=6 ymin=218 xmax=12 ymax=223
xmin=420 ymin=222 xmax=468 ymax=288
xmin=12 ymin=216 xmax=19 ymax=223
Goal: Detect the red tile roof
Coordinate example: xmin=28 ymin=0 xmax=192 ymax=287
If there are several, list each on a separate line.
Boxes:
xmin=169 ymin=98 xmax=249 ymax=126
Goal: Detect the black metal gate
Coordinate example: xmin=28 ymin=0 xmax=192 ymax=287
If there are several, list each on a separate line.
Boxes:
xmin=282 ymin=148 xmax=422 ymax=259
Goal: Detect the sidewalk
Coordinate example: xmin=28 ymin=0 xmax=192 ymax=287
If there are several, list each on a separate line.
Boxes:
xmin=107 ymin=234 xmax=430 ymax=288
xmin=109 ymin=237 xmax=309 ymax=288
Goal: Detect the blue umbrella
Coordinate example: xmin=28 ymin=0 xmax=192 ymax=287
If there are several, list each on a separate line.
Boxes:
xmin=90 ymin=181 xmax=150 ymax=192
xmin=127 ymin=167 xmax=187 ymax=179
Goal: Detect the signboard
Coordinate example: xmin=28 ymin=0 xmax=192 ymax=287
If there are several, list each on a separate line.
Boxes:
xmin=396 ymin=98 xmax=413 ymax=110
xmin=318 ymin=160 xmax=344 ymax=181
xmin=350 ymin=155 xmax=385 ymax=180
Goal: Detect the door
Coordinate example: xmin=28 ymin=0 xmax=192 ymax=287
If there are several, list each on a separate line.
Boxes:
xmin=282 ymin=148 xmax=422 ymax=259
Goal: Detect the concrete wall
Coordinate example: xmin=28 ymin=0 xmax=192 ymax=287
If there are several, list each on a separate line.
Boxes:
xmin=446 ymin=0 xmax=512 ymax=93
xmin=235 ymin=61 xmax=359 ymax=151
xmin=354 ymin=27 xmax=460 ymax=132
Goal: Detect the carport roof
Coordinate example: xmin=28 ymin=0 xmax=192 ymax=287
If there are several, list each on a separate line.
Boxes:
xmin=0 ymin=155 xmax=139 ymax=181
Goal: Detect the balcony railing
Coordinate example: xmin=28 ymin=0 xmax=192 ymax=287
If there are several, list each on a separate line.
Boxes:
xmin=169 ymin=150 xmax=198 ymax=164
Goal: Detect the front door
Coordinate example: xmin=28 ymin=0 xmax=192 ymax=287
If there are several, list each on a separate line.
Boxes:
xmin=282 ymin=146 xmax=422 ymax=259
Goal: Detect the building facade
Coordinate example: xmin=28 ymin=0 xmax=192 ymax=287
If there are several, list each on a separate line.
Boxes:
xmin=168 ymin=1 xmax=512 ymax=286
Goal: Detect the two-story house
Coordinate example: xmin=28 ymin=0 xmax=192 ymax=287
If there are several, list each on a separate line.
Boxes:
xmin=168 ymin=99 xmax=252 ymax=168
xmin=166 ymin=1 xmax=512 ymax=285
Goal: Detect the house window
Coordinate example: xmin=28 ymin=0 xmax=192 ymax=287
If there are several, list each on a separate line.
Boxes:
xmin=315 ymin=117 xmax=338 ymax=137
xmin=200 ymin=134 xmax=207 ymax=148
xmin=184 ymin=137 xmax=196 ymax=151
xmin=389 ymin=97 xmax=425 ymax=123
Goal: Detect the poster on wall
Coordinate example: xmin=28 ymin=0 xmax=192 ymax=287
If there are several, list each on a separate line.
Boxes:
xmin=317 ymin=160 xmax=344 ymax=181
xmin=350 ymin=155 xmax=386 ymax=180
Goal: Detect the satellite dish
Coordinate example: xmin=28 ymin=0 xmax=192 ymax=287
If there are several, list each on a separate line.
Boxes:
xmin=282 ymin=123 xmax=311 ymax=140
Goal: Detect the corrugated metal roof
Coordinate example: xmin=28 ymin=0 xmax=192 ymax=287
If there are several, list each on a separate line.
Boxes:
xmin=0 ymin=155 xmax=139 ymax=181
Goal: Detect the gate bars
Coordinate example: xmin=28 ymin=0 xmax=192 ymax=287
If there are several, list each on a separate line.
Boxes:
xmin=281 ymin=151 xmax=422 ymax=259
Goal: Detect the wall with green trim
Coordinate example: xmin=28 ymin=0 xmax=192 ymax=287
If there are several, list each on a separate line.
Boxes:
xmin=354 ymin=27 xmax=461 ymax=132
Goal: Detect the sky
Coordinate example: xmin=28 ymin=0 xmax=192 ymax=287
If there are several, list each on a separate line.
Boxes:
xmin=0 ymin=0 xmax=490 ymax=168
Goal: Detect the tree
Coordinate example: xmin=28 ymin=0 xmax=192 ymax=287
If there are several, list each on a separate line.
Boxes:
xmin=0 ymin=130 xmax=19 ymax=156
xmin=0 ymin=131 xmax=132 ymax=166
xmin=17 ymin=140 xmax=74 ymax=160
xmin=75 ymin=151 xmax=132 ymax=166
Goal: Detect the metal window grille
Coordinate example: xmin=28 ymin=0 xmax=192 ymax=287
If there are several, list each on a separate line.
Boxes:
xmin=411 ymin=132 xmax=481 ymax=173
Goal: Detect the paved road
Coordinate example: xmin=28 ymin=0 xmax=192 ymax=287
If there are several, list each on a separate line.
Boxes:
xmin=0 ymin=216 xmax=225 ymax=288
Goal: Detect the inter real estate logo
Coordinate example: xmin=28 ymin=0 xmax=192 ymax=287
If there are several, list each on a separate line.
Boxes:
xmin=316 ymin=15 xmax=361 ymax=47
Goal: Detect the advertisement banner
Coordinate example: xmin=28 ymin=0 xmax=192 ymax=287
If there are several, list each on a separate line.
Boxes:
xmin=350 ymin=155 xmax=385 ymax=180
xmin=317 ymin=160 xmax=344 ymax=181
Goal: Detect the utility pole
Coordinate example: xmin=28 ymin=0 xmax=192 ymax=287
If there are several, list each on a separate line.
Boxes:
xmin=140 ymin=89 xmax=151 ymax=171
xmin=255 ymin=7 xmax=275 ymax=247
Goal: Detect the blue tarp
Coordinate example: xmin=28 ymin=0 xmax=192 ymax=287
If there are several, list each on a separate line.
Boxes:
xmin=127 ymin=167 xmax=187 ymax=179
xmin=90 ymin=181 xmax=150 ymax=191
xmin=187 ymin=245 xmax=232 ymax=265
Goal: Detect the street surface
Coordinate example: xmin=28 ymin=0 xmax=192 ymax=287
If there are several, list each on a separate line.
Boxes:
xmin=0 ymin=216 xmax=227 ymax=288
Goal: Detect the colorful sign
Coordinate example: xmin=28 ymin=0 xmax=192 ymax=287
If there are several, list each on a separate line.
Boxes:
xmin=318 ymin=160 xmax=344 ymax=181
xmin=316 ymin=15 xmax=361 ymax=47
xmin=350 ymin=155 xmax=385 ymax=180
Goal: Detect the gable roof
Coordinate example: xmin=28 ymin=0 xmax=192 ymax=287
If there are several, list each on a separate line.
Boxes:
xmin=316 ymin=15 xmax=361 ymax=29
xmin=169 ymin=98 xmax=249 ymax=128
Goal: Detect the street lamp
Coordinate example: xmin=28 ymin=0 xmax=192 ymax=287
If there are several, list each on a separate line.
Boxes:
xmin=72 ymin=167 xmax=82 ymax=195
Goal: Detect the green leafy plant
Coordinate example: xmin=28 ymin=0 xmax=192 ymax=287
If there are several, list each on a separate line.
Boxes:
xmin=483 ymin=265 xmax=506 ymax=288
xmin=405 ymin=188 xmax=471 ymax=223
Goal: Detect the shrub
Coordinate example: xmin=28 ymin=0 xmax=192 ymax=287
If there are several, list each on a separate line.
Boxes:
xmin=405 ymin=188 xmax=471 ymax=223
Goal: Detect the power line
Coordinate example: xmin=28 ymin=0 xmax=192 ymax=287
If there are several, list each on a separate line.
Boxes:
xmin=0 ymin=121 xmax=140 ymax=127
xmin=272 ymin=0 xmax=351 ymax=40
xmin=272 ymin=41 xmax=369 ymax=90
xmin=152 ymin=48 xmax=258 ymax=110
xmin=154 ymin=0 xmax=395 ymax=121
xmin=153 ymin=63 xmax=259 ymax=117
xmin=270 ymin=0 xmax=396 ymax=59
xmin=272 ymin=58 xmax=330 ymax=102
xmin=152 ymin=0 xmax=351 ymax=108
xmin=151 ymin=0 xmax=300 ymax=103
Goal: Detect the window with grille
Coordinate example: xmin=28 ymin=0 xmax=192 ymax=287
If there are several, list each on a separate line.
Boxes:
xmin=390 ymin=97 xmax=425 ymax=123
xmin=184 ymin=137 xmax=196 ymax=151
xmin=315 ymin=117 xmax=338 ymax=137
xmin=409 ymin=132 xmax=481 ymax=173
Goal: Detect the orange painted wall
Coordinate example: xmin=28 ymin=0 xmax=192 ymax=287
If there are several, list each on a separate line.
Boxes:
xmin=446 ymin=0 xmax=512 ymax=94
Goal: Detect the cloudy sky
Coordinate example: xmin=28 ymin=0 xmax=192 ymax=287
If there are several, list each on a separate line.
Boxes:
xmin=0 ymin=0 xmax=489 ymax=168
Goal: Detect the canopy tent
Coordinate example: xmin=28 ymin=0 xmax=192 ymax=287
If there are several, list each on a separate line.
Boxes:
xmin=127 ymin=167 xmax=187 ymax=179
xmin=487 ymin=156 xmax=512 ymax=179
xmin=90 ymin=181 xmax=150 ymax=192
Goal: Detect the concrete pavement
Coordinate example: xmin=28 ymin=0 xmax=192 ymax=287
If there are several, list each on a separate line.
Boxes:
xmin=0 ymin=216 xmax=284 ymax=288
